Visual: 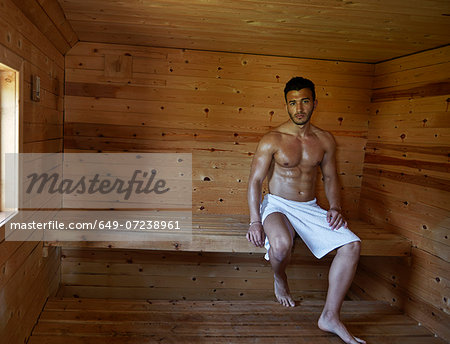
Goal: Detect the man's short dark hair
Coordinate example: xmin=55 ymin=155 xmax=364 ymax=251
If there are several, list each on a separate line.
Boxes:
xmin=284 ymin=77 xmax=316 ymax=102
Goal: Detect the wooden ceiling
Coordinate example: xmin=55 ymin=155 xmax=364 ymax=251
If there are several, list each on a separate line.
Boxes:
xmin=56 ymin=0 xmax=450 ymax=63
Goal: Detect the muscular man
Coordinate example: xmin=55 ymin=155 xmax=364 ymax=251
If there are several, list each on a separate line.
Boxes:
xmin=246 ymin=77 xmax=365 ymax=344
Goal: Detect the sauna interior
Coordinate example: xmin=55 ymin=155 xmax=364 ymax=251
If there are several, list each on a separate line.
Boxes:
xmin=0 ymin=0 xmax=449 ymax=343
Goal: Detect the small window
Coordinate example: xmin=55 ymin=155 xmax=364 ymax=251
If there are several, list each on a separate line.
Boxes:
xmin=0 ymin=62 xmax=20 ymax=226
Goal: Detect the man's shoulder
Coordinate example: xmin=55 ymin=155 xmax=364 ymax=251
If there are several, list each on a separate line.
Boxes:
xmin=261 ymin=124 xmax=289 ymax=140
xmin=257 ymin=131 xmax=280 ymax=149
xmin=256 ymin=128 xmax=287 ymax=155
xmin=311 ymin=125 xmax=336 ymax=149
xmin=311 ymin=125 xmax=335 ymax=141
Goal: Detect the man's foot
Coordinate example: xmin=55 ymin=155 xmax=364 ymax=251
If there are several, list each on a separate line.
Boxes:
xmin=274 ymin=275 xmax=295 ymax=307
xmin=318 ymin=311 xmax=366 ymax=344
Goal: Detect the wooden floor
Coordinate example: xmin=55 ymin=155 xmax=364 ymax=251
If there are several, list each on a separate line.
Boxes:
xmin=28 ymin=298 xmax=445 ymax=344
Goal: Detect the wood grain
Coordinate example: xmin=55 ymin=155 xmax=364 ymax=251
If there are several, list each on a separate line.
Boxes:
xmin=64 ymin=42 xmax=373 ymax=216
xmin=356 ymin=46 xmax=450 ymax=342
xmin=27 ymin=297 xmax=446 ymax=344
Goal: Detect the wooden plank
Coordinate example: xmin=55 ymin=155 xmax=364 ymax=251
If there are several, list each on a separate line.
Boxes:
xmin=67 ymin=41 xmax=374 ymax=76
xmin=37 ymin=0 xmax=79 ymax=46
xmin=358 ymin=256 xmax=449 ymax=314
xmin=0 ymin=18 xmax=56 ymax=77
xmin=66 ymin=14 xmax=445 ymax=59
xmin=23 ymin=101 xmax=62 ymax=126
xmin=31 ymin=295 xmax=448 ymax=343
xmin=10 ymin=0 xmax=71 ymax=54
xmin=58 ymin=285 xmax=325 ymax=301
xmin=64 ymin=94 xmax=371 ymax=117
xmin=59 ymin=0 xmax=449 ymax=22
xmin=370 ymin=95 xmax=449 ymax=116
xmin=63 ymin=123 xmax=367 ymax=150
xmin=62 ymin=4 xmax=449 ymax=40
xmin=66 ymin=60 xmax=373 ymax=90
xmin=64 ymin=80 xmax=371 ymax=105
xmin=61 ymin=261 xmax=328 ymax=280
xmin=27 ymin=298 xmax=441 ymax=343
xmin=360 ymin=47 xmax=449 ymax=342
xmin=72 ymin=32 xmax=380 ymax=64
xmin=23 ymin=138 xmax=63 ymax=153
xmin=372 ymin=81 xmax=450 ymax=102
xmin=61 ymin=273 xmax=327 ymax=291
xmin=0 ymin=41 xmax=23 ymax=70
xmin=0 ymin=244 xmax=60 ymax=343
xmin=353 ymin=265 xmax=450 ymax=342
xmin=39 ymin=310 xmax=413 ymax=325
xmin=6 ymin=259 xmax=60 ymax=344
xmin=0 ymin=240 xmax=42 ymax=289
xmin=363 ymin=167 xmax=449 ymax=192
xmin=32 ymin=316 xmax=432 ymax=337
xmin=0 ymin=0 xmax=64 ymax=69
xmin=59 ymin=247 xmax=320 ymax=265
xmin=64 ymin=108 xmax=369 ymax=132
xmin=23 ymin=60 xmax=63 ymax=96
xmin=360 ymin=197 xmax=449 ymax=261
xmin=42 ymin=297 xmax=399 ymax=313
xmin=375 ymin=45 xmax=450 ymax=76
xmin=28 ymin=335 xmax=448 ymax=344
xmin=45 ymin=217 xmax=411 ymax=256
xmin=368 ymin=112 xmax=449 ymax=132
xmin=24 ymin=80 xmax=64 ymax=112
xmin=373 ymin=62 xmax=450 ymax=90
xmin=63 ymin=135 xmax=365 ymax=155
xmin=24 ymin=122 xmax=62 ymax=142
xmin=359 ymin=187 xmax=449 ymax=244
xmin=367 ymin=127 xmax=449 ymax=146
xmin=361 ymin=173 xmax=449 ymax=213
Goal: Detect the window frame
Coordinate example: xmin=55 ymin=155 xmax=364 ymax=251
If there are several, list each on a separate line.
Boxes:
xmin=0 ymin=46 xmax=23 ymax=228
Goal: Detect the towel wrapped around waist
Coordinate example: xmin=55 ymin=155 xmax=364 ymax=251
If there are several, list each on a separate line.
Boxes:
xmin=260 ymin=194 xmax=360 ymax=260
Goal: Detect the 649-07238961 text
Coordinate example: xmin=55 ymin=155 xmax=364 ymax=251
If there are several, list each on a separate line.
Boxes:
xmin=8 ymin=219 xmax=182 ymax=231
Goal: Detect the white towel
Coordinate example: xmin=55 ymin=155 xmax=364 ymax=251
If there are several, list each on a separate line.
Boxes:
xmin=261 ymin=194 xmax=360 ymax=260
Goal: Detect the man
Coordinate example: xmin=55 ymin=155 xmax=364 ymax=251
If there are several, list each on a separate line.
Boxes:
xmin=246 ymin=77 xmax=365 ymax=344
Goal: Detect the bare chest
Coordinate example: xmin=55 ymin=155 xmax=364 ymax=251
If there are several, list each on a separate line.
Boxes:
xmin=274 ymin=136 xmax=324 ymax=169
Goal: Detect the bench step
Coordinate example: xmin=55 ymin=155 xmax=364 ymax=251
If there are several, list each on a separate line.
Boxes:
xmin=45 ymin=215 xmax=411 ymax=257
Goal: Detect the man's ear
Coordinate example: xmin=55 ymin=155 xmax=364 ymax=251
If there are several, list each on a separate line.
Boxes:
xmin=313 ymin=99 xmax=318 ymax=110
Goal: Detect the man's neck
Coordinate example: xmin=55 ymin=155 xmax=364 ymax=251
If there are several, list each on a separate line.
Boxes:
xmin=286 ymin=120 xmax=312 ymax=138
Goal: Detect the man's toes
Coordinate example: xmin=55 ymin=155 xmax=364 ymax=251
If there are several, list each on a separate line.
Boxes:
xmin=354 ymin=337 xmax=366 ymax=344
xmin=276 ymin=297 xmax=285 ymax=306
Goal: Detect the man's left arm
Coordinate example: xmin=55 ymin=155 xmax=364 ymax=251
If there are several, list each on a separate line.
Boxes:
xmin=320 ymin=133 xmax=347 ymax=230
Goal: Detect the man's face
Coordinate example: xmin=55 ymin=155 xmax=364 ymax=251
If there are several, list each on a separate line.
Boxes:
xmin=285 ymin=88 xmax=317 ymax=126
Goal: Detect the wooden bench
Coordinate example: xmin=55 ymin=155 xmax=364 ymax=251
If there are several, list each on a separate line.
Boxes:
xmin=44 ymin=214 xmax=411 ymax=257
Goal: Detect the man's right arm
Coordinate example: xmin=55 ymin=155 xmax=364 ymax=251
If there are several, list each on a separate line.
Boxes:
xmin=246 ymin=135 xmax=276 ymax=247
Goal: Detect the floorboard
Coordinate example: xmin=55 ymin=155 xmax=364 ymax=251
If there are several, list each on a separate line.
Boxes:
xmin=28 ymin=297 xmax=445 ymax=344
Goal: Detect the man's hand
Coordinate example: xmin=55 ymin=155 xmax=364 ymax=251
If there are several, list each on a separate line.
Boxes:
xmin=327 ymin=208 xmax=347 ymax=230
xmin=246 ymin=223 xmax=265 ymax=247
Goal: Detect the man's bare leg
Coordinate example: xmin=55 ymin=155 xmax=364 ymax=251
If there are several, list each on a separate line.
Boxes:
xmin=318 ymin=241 xmax=366 ymax=344
xmin=263 ymin=212 xmax=296 ymax=307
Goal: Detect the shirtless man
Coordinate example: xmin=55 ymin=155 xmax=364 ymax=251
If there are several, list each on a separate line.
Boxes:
xmin=246 ymin=77 xmax=365 ymax=344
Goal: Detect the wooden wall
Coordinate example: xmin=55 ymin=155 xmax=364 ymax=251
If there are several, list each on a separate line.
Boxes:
xmin=65 ymin=42 xmax=373 ymax=217
xmin=59 ymin=248 xmax=332 ymax=301
xmin=0 ymin=0 xmax=74 ymax=342
xmin=352 ymin=46 xmax=450 ymax=341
